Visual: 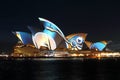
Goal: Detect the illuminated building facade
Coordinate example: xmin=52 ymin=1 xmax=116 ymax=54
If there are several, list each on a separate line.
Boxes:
xmin=13 ymin=31 xmax=33 ymax=45
xmin=85 ymin=41 xmax=108 ymax=51
xmin=13 ymin=17 xmax=108 ymax=51
xmin=66 ymin=33 xmax=87 ymax=50
xmin=14 ymin=17 xmax=67 ymax=50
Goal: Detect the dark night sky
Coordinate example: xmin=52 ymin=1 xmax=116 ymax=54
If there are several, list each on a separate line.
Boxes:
xmin=0 ymin=0 xmax=120 ymax=51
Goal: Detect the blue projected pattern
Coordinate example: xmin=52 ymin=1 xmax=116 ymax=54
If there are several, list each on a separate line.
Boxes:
xmin=38 ymin=17 xmax=65 ymax=38
xmin=43 ymin=29 xmax=56 ymax=39
xmin=13 ymin=17 xmax=108 ymax=51
xmin=90 ymin=42 xmax=106 ymax=51
xmin=38 ymin=17 xmax=66 ymax=49
xmin=68 ymin=35 xmax=84 ymax=50
xmin=24 ymin=17 xmax=66 ymax=50
xmin=14 ymin=32 xmax=33 ymax=45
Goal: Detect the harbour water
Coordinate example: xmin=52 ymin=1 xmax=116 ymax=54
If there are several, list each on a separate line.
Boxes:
xmin=0 ymin=58 xmax=120 ymax=80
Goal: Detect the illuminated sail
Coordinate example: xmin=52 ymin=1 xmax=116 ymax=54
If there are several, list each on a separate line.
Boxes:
xmin=85 ymin=41 xmax=107 ymax=51
xmin=66 ymin=33 xmax=87 ymax=50
xmin=33 ymin=32 xmax=56 ymax=50
xmin=85 ymin=41 xmax=93 ymax=49
xmin=28 ymin=26 xmax=43 ymax=48
xmin=13 ymin=31 xmax=33 ymax=45
xmin=38 ymin=17 xmax=66 ymax=50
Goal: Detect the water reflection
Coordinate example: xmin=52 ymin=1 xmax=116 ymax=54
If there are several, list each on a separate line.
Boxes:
xmin=0 ymin=58 xmax=120 ymax=80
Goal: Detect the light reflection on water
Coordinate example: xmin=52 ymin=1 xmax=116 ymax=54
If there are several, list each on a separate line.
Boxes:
xmin=31 ymin=57 xmax=84 ymax=61
xmin=0 ymin=58 xmax=120 ymax=80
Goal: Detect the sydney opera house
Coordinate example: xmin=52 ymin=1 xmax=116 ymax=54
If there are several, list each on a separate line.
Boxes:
xmin=11 ymin=17 xmax=110 ymax=57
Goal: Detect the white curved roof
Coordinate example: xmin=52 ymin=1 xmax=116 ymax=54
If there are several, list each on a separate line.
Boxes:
xmin=38 ymin=17 xmax=65 ymax=38
xmin=33 ymin=32 xmax=56 ymax=50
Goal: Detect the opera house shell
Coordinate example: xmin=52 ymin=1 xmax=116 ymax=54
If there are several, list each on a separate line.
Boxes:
xmin=66 ymin=33 xmax=87 ymax=50
xmin=13 ymin=17 xmax=108 ymax=55
xmin=85 ymin=41 xmax=108 ymax=51
xmin=9 ymin=17 xmax=116 ymax=58
xmin=13 ymin=18 xmax=87 ymax=51
xmin=13 ymin=31 xmax=33 ymax=45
